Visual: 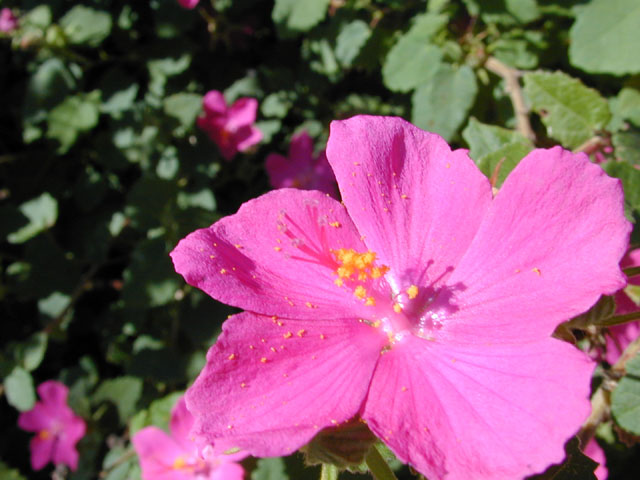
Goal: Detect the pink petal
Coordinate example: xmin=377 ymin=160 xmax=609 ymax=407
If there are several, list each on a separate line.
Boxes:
xmin=169 ymin=397 xmax=196 ymax=451
xmin=232 ymin=125 xmax=262 ymax=152
xmin=178 ymin=0 xmax=200 ymax=9
xmin=171 ymin=189 xmax=374 ymax=320
xmin=18 ymin=404 xmax=53 ymax=432
xmin=30 ymin=436 xmax=55 ymax=470
xmin=133 ymin=427 xmax=186 ymax=480
xmin=265 ymin=152 xmax=298 ymax=188
xmin=326 ymin=116 xmax=492 ymax=294
xmin=227 ymin=98 xmax=259 ymax=130
xmin=211 ymin=462 xmax=245 ymax=480
xmin=288 ymin=131 xmax=314 ymax=163
xmin=37 ymin=380 xmax=69 ymax=407
xmin=439 ymin=147 xmax=630 ymax=343
xmin=584 ymin=439 xmax=608 ymax=480
xmin=54 ymin=416 xmax=85 ymax=471
xmin=185 ymin=311 xmax=385 ymax=457
xmin=202 ymin=91 xmax=228 ymax=116
xmin=362 ymin=336 xmax=594 ymax=480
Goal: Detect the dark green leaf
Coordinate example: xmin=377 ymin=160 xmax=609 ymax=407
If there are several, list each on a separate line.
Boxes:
xmin=60 ymin=5 xmax=112 ymax=46
xmin=412 ymin=64 xmax=477 ymax=140
xmin=569 ymin=0 xmax=640 ymax=75
xmin=7 ymin=192 xmax=58 ymax=244
xmin=46 ymin=91 xmax=101 ymax=153
xmin=0 ymin=461 xmax=27 ymax=480
xmin=163 ymin=93 xmax=203 ymax=130
xmin=523 ymin=71 xmax=610 ymax=149
xmin=613 ymin=129 xmax=640 ymax=165
xmin=335 ymin=20 xmax=371 ymax=67
xmin=603 ymin=161 xmax=640 ymax=215
xmin=611 ymin=353 xmax=640 ymax=435
xmin=252 ymin=458 xmax=289 ymax=480
xmin=16 ymin=332 xmax=48 ymax=372
xmin=93 ymin=376 xmax=143 ymax=424
xmin=272 ymin=0 xmax=330 ymax=35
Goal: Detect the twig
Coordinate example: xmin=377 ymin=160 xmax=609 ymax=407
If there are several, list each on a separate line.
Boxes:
xmin=577 ymin=334 xmax=640 ymax=447
xmin=574 ymin=136 xmax=605 ymax=155
xmin=484 ymin=56 xmax=536 ymax=142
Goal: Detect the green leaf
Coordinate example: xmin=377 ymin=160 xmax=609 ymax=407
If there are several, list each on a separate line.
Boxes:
xmin=7 ymin=192 xmax=58 ymax=244
xmin=272 ymin=0 xmax=330 ymax=34
xmin=261 ymin=91 xmax=293 ymax=119
xmin=609 ymin=87 xmax=640 ymax=130
xmin=523 ymin=71 xmax=610 ymax=149
xmin=38 ymin=291 xmax=71 ymax=318
xmin=613 ymin=128 xmax=640 ymax=165
xmin=4 ymin=366 xmax=36 ymax=412
xmin=463 ymin=0 xmax=540 ymax=25
xmin=476 ymin=142 xmax=533 ymax=187
xmin=603 ymin=161 xmax=640 ymax=215
xmin=611 ymin=353 xmax=640 ymax=435
xmin=60 ymin=5 xmax=112 ymax=46
xmin=382 ymin=13 xmax=448 ymax=92
xmin=335 ymin=20 xmax=371 ymax=67
xmin=0 ymin=461 xmax=27 ymax=480
xmin=462 ymin=117 xmax=532 ymax=159
xmin=569 ymin=0 xmax=640 ymax=75
xmin=46 ymin=91 xmax=101 ymax=153
xmin=163 ymin=93 xmax=203 ymax=130
xmin=129 ymin=391 xmax=183 ymax=435
xmin=252 ymin=458 xmax=289 ymax=480
xmin=93 ymin=376 xmax=143 ymax=424
xmin=16 ymin=332 xmax=48 ymax=372
xmin=412 ymin=64 xmax=477 ymax=141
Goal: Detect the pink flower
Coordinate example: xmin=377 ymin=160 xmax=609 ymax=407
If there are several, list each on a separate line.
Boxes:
xmin=197 ymin=90 xmax=262 ymax=161
xmin=171 ymin=116 xmax=630 ymax=479
xmin=584 ymin=439 xmax=608 ymax=480
xmin=605 ymin=249 xmax=640 ymax=364
xmin=132 ymin=396 xmax=245 ymax=480
xmin=177 ymin=0 xmax=200 ymax=9
xmin=266 ymin=131 xmax=338 ymax=197
xmin=17 ymin=380 xmax=86 ymax=471
xmin=0 ymin=8 xmax=18 ymax=33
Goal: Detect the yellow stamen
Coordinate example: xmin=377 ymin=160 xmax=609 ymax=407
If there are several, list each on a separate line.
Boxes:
xmin=38 ymin=430 xmax=50 ymax=440
xmin=407 ymin=285 xmax=419 ymax=299
xmin=354 ymin=285 xmax=367 ymax=300
xmin=365 ymin=296 xmax=376 ymax=306
xmin=393 ymin=303 xmax=402 ymax=313
xmin=173 ymin=456 xmax=187 ymax=470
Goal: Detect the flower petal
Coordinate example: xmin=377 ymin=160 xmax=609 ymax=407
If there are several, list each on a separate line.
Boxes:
xmin=54 ymin=416 xmax=85 ymax=471
xmin=326 ymin=115 xmax=492 ymax=293
xmin=169 ymin=397 xmax=196 ymax=451
xmin=211 ymin=462 xmax=245 ymax=480
xmin=233 ymin=125 xmax=262 ymax=152
xmin=30 ymin=436 xmax=54 ymax=470
xmin=362 ymin=336 xmax=593 ymax=480
xmin=133 ymin=427 xmax=185 ymax=480
xmin=584 ymin=439 xmax=608 ymax=480
xmin=18 ymin=404 xmax=53 ymax=432
xmin=202 ymin=91 xmax=227 ymax=116
xmin=227 ymin=98 xmax=258 ymax=130
xmin=171 ymin=189 xmax=373 ymax=320
xmin=439 ymin=147 xmax=630 ymax=343
xmin=37 ymin=380 xmax=68 ymax=407
xmin=185 ymin=312 xmax=385 ymax=457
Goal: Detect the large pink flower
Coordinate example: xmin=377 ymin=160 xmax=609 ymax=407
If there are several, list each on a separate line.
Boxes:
xmin=171 ymin=115 xmax=630 ymax=479
xmin=197 ymin=90 xmax=262 ymax=161
xmin=132 ymin=396 xmax=245 ymax=480
xmin=17 ymin=380 xmax=86 ymax=471
xmin=265 ymin=131 xmax=337 ymax=197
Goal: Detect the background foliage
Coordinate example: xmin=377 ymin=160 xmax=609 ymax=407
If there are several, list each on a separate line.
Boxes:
xmin=1 ymin=0 xmax=640 ymax=478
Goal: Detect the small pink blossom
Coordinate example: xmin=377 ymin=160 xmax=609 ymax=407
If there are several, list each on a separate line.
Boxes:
xmin=266 ymin=131 xmax=338 ymax=197
xmin=584 ymin=439 xmax=608 ymax=480
xmin=177 ymin=0 xmax=200 ymax=9
xmin=132 ymin=396 xmax=245 ymax=480
xmin=605 ymin=249 xmax=640 ymax=364
xmin=197 ymin=90 xmax=262 ymax=161
xmin=17 ymin=380 xmax=86 ymax=471
xmin=171 ymin=115 xmax=630 ymax=479
xmin=0 ymin=8 xmax=18 ymax=33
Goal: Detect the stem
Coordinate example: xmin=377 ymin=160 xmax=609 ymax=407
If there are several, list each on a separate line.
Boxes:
xmin=598 ymin=310 xmax=640 ymax=327
xmin=578 ymin=333 xmax=640 ymax=446
xmin=365 ymin=446 xmax=398 ymax=480
xmin=574 ymin=136 xmax=604 ymax=155
xmin=484 ymin=56 xmax=536 ymax=142
xmin=623 ymin=266 xmax=640 ymax=278
xmin=320 ymin=464 xmax=339 ymax=480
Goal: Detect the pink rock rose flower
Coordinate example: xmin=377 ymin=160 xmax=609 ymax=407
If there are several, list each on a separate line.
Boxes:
xmin=132 ymin=396 xmax=245 ymax=480
xmin=197 ymin=90 xmax=262 ymax=161
xmin=17 ymin=380 xmax=86 ymax=471
xmin=0 ymin=8 xmax=18 ymax=33
xmin=171 ymin=115 xmax=630 ymax=479
xmin=266 ymin=130 xmax=338 ymax=197
xmin=177 ymin=0 xmax=200 ymax=9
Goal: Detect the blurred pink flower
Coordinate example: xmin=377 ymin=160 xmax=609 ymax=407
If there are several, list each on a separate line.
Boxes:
xmin=0 ymin=8 xmax=18 ymax=33
xmin=17 ymin=380 xmax=86 ymax=471
xmin=197 ymin=90 xmax=262 ymax=161
xmin=585 ymin=439 xmax=608 ymax=480
xmin=605 ymin=249 xmax=640 ymax=364
xmin=171 ymin=115 xmax=630 ymax=479
xmin=177 ymin=0 xmax=200 ymax=9
xmin=132 ymin=396 xmax=245 ymax=480
xmin=266 ymin=131 xmax=337 ymax=197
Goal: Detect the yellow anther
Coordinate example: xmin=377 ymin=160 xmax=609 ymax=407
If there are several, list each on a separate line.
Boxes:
xmin=334 ymin=278 xmax=344 ymax=287
xmin=241 ymin=382 xmax=246 ymax=388
xmin=173 ymin=456 xmax=187 ymax=470
xmin=283 ymin=332 xmax=293 ymax=339
xmin=393 ymin=303 xmax=402 ymax=313
xmin=234 ymin=244 xmax=243 ymax=249
xmin=274 ymin=246 xmax=282 ymax=252
xmin=260 ymin=357 xmax=268 ymax=363
xmin=329 ymin=221 xmax=341 ymax=228
xmin=532 ymin=267 xmax=541 ymax=276
xmin=297 ymin=329 xmax=306 ymax=337
xmin=38 ymin=430 xmax=50 ymax=440
xmin=354 ymin=285 xmax=367 ymax=300
xmin=407 ymin=285 xmax=419 ymax=299
xmin=305 ymin=301 xmax=314 ymax=308
xmin=220 ymin=268 xmax=227 ymax=274
xmin=365 ymin=296 xmax=376 ymax=306
xmin=228 ymin=353 xmax=236 ymax=360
